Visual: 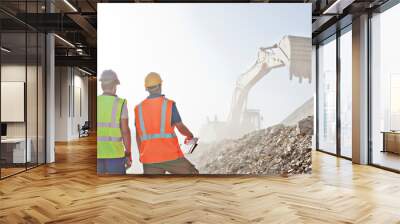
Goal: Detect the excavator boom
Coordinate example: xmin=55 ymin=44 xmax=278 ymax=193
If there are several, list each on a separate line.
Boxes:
xmin=228 ymin=36 xmax=311 ymax=136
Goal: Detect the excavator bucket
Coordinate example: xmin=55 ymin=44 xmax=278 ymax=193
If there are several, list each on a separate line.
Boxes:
xmin=278 ymin=35 xmax=312 ymax=83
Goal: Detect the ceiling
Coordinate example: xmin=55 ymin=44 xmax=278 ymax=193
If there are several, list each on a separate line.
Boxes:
xmin=0 ymin=0 xmax=393 ymax=74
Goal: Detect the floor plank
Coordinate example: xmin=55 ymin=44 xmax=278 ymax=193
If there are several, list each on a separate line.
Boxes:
xmin=0 ymin=135 xmax=399 ymax=223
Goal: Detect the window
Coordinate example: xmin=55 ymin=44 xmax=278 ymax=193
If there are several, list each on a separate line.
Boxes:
xmin=390 ymin=74 xmax=400 ymax=130
xmin=370 ymin=3 xmax=400 ymax=171
xmin=318 ymin=36 xmax=337 ymax=154
xmin=0 ymin=2 xmax=47 ymax=179
xmin=339 ymin=28 xmax=352 ymax=158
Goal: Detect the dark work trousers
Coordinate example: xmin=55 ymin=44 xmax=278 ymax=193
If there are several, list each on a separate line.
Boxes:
xmin=143 ymin=157 xmax=199 ymax=174
xmin=97 ymin=158 xmax=126 ymax=175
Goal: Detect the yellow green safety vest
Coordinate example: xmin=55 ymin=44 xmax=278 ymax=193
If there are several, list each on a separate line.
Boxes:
xmin=97 ymin=95 xmax=125 ymax=159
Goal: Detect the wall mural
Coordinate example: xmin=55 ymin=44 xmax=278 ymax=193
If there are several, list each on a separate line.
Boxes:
xmin=97 ymin=3 xmax=313 ymax=175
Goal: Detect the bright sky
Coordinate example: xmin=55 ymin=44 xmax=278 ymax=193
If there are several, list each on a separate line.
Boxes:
xmin=98 ymin=3 xmax=312 ymax=173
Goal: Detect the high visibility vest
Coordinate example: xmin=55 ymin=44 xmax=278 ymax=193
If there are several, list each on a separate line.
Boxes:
xmin=134 ymin=97 xmax=183 ymax=163
xmin=97 ymin=95 xmax=125 ymax=159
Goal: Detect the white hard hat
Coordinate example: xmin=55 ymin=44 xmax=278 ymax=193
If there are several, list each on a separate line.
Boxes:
xmin=99 ymin=70 xmax=120 ymax=85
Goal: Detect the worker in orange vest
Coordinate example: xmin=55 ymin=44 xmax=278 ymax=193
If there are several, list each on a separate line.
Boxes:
xmin=134 ymin=72 xmax=199 ymax=174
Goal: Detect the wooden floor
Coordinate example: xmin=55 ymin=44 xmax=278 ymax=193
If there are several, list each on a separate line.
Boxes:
xmin=0 ymin=167 xmax=26 ymax=178
xmin=0 ymin=136 xmax=400 ymax=224
xmin=373 ymin=151 xmax=400 ymax=171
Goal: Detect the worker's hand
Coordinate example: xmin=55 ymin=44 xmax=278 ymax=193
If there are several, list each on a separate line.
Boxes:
xmin=125 ymin=150 xmax=131 ymax=157
xmin=125 ymin=157 xmax=132 ymax=168
xmin=125 ymin=151 xmax=132 ymax=168
xmin=184 ymin=136 xmax=193 ymax=144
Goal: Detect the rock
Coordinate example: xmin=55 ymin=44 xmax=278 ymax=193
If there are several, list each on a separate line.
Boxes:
xmin=192 ymin=116 xmax=314 ymax=175
xmin=297 ymin=116 xmax=314 ymax=136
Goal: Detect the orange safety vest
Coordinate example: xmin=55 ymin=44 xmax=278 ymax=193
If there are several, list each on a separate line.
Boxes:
xmin=134 ymin=96 xmax=183 ymax=163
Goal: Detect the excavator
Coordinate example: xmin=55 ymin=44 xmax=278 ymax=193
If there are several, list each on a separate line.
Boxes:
xmin=199 ymin=35 xmax=312 ymax=142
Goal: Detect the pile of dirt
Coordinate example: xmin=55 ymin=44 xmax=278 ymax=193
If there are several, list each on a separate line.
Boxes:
xmin=192 ymin=116 xmax=313 ymax=175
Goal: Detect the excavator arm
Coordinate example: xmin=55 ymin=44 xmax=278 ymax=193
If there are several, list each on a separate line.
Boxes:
xmin=228 ymin=36 xmax=312 ymax=130
xmin=228 ymin=47 xmax=285 ymax=125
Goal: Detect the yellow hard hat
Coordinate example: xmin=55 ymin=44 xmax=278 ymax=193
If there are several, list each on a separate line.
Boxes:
xmin=145 ymin=72 xmax=162 ymax=88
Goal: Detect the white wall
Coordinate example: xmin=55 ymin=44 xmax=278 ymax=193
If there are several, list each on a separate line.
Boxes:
xmin=1 ymin=65 xmax=26 ymax=138
xmin=1 ymin=65 xmax=39 ymax=137
xmin=55 ymin=67 xmax=89 ymax=141
xmin=55 ymin=67 xmax=68 ymax=141
xmin=71 ymin=72 xmax=89 ymax=138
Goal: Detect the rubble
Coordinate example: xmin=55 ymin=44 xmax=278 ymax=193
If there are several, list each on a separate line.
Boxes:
xmin=190 ymin=116 xmax=313 ymax=175
xmin=297 ymin=116 xmax=313 ymax=136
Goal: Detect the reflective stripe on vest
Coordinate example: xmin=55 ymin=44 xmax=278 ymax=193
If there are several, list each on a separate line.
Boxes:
xmin=97 ymin=136 xmax=123 ymax=142
xmin=140 ymin=133 xmax=176 ymax=141
xmin=98 ymin=97 xmax=120 ymax=129
xmin=138 ymin=98 xmax=176 ymax=141
xmin=97 ymin=122 xmax=120 ymax=128
xmin=138 ymin=103 xmax=147 ymax=135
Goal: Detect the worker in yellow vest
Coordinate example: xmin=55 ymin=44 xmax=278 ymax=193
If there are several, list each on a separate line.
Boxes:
xmin=134 ymin=72 xmax=199 ymax=174
xmin=97 ymin=70 xmax=132 ymax=174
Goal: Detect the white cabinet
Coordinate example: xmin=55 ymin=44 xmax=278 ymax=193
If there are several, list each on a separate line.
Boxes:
xmin=1 ymin=138 xmax=32 ymax=163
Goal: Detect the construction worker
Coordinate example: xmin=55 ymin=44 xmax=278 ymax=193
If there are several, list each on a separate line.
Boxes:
xmin=97 ymin=70 xmax=132 ymax=174
xmin=134 ymin=72 xmax=199 ymax=174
